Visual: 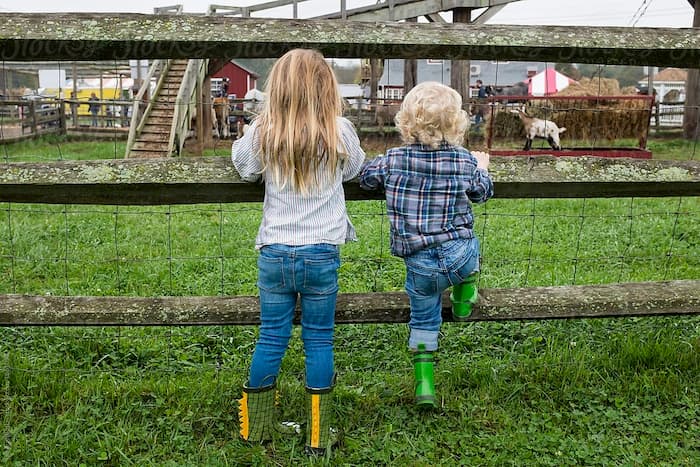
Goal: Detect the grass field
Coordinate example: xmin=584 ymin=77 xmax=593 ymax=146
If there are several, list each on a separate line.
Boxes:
xmin=1 ymin=135 xmax=699 ymax=465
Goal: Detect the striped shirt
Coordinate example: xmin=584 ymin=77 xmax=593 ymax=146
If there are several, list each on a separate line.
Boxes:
xmin=231 ymin=117 xmax=366 ymax=249
xmin=359 ymin=143 xmax=494 ymax=257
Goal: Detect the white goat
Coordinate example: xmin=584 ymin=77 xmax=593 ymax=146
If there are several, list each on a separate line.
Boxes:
xmin=512 ymin=108 xmax=566 ymax=151
xmin=243 ymin=88 xmax=266 ymax=115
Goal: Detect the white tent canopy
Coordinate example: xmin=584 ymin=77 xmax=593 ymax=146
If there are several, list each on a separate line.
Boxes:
xmin=528 ymin=68 xmax=575 ymax=96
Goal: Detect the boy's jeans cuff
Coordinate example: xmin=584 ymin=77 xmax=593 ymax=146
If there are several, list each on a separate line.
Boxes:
xmin=408 ymin=329 xmax=439 ymax=352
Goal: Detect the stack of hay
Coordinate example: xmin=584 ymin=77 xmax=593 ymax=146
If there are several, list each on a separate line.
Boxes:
xmin=487 ymin=77 xmax=650 ymax=146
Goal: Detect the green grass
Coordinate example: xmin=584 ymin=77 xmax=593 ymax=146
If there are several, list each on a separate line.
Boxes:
xmin=2 ymin=319 xmax=698 ymax=465
xmin=0 ymin=134 xmax=236 ymax=162
xmin=647 ymin=136 xmax=700 ymax=160
xmin=0 ymin=135 xmax=699 ymax=465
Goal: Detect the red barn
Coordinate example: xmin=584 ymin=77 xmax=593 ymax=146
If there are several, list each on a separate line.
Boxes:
xmin=211 ymin=61 xmax=260 ymax=98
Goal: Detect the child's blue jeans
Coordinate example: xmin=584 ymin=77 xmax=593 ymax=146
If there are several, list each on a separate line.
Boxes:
xmin=248 ymin=243 xmax=340 ymax=390
xmin=404 ymin=237 xmax=480 ymax=352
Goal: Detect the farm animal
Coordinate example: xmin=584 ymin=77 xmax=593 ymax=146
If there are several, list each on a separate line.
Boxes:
xmin=210 ymin=107 xmax=219 ymax=138
xmin=212 ymin=96 xmax=230 ymax=139
xmin=234 ymin=89 xmax=266 ymax=139
xmin=512 ymin=108 xmax=566 ymax=151
xmin=662 ymin=89 xmax=681 ymax=103
xmin=490 ymin=81 xmax=529 ymax=103
xmin=243 ymin=88 xmax=266 ymax=116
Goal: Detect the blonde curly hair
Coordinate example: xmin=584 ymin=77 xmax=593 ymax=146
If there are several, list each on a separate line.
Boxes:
xmin=394 ymin=81 xmax=469 ymax=149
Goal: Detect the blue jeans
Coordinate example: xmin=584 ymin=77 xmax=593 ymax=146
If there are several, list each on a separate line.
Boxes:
xmin=248 ymin=243 xmax=340 ymax=389
xmin=404 ymin=237 xmax=480 ymax=352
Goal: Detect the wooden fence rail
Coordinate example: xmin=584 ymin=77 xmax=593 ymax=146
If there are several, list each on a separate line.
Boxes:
xmin=2 ymin=280 xmax=698 ymax=326
xmin=0 ymin=99 xmax=132 ymax=143
xmin=652 ymin=101 xmax=688 ymax=130
xmin=0 ymin=156 xmax=698 ymax=205
xmin=1 ymin=14 xmax=700 ymax=66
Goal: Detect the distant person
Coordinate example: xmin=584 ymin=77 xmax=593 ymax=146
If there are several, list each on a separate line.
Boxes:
xmin=88 ymin=92 xmax=100 ymax=127
xmin=232 ymin=48 xmax=365 ymax=455
xmin=69 ymin=91 xmax=79 ymax=126
xmin=106 ymin=106 xmax=114 ymax=127
xmin=474 ymin=79 xmax=491 ymax=128
xmin=222 ymin=77 xmax=230 ymax=97
xmin=359 ymin=81 xmax=494 ymax=408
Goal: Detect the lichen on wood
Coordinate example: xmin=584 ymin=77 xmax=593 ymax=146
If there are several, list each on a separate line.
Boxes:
xmin=1 ymin=280 xmax=698 ymax=326
xmin=1 ymin=13 xmax=700 ymax=66
xmin=0 ymin=156 xmax=697 ymax=204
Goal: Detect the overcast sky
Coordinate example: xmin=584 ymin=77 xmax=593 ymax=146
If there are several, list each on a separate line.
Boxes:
xmin=0 ymin=0 xmax=695 ymax=27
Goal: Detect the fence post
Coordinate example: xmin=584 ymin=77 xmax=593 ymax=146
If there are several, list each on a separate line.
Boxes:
xmin=655 ymin=102 xmax=660 ymax=132
xmin=58 ymin=101 xmax=66 ymax=134
xmin=29 ymin=100 xmax=38 ymax=136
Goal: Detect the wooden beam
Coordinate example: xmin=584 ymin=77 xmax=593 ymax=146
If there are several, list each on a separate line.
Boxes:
xmin=369 ymin=58 xmax=381 ymax=106
xmin=0 ymin=156 xmax=698 ymax=205
xmin=472 ymin=4 xmax=507 ymax=24
xmin=208 ymin=5 xmax=244 ymax=16
xmin=425 ymin=13 xmax=446 ymax=23
xmin=403 ymin=17 xmax=418 ymax=94
xmin=450 ymin=7 xmax=471 ymax=102
xmin=684 ymin=2 xmax=700 ymax=140
xmin=1 ymin=280 xmax=697 ymax=326
xmin=319 ymin=0 xmax=520 ymax=21
xmin=245 ymin=0 xmax=311 ymax=14
xmin=1 ymin=14 xmax=699 ymax=67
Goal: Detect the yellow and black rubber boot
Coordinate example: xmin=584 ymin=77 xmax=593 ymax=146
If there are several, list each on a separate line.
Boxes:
xmin=305 ymin=385 xmax=337 ymax=456
xmin=238 ymin=383 xmax=276 ymax=443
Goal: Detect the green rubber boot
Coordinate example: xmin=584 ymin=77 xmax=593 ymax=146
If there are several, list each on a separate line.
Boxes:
xmin=451 ymin=272 xmax=479 ymax=321
xmin=238 ymin=383 xmax=276 ymax=443
xmin=305 ymin=386 xmax=338 ymax=456
xmin=413 ymin=344 xmax=436 ymax=408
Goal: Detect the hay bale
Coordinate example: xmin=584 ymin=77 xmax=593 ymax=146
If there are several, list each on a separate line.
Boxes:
xmin=556 ymin=77 xmax=635 ymax=97
xmin=484 ymin=105 xmax=525 ymax=141
xmin=487 ymin=94 xmax=650 ymax=146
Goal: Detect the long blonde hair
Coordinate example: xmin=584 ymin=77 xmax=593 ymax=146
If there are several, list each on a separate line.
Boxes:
xmin=257 ymin=49 xmax=345 ymax=195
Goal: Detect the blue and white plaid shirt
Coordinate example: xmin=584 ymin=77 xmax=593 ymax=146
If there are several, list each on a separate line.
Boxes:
xmin=359 ymin=143 xmax=494 ymax=257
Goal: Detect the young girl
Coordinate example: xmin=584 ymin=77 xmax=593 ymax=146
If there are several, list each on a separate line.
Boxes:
xmin=359 ymin=81 xmax=494 ymax=408
xmin=232 ymin=48 xmax=365 ymax=454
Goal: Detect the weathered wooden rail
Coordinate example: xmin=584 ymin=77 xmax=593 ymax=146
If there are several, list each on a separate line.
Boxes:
xmin=2 ymin=280 xmax=698 ymax=326
xmin=1 ymin=14 xmax=700 ymax=67
xmin=0 ymin=12 xmax=699 ymax=326
xmin=0 ymin=99 xmax=65 ymax=142
xmin=0 ymin=156 xmax=698 ymax=204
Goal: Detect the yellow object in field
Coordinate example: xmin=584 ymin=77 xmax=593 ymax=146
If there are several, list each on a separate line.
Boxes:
xmin=43 ymin=87 xmax=129 ymax=116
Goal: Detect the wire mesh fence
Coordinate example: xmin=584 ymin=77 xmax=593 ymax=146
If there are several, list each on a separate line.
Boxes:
xmin=1 ymin=57 xmax=699 ymax=462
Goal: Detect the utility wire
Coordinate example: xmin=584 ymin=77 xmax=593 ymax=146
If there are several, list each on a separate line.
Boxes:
xmin=490 ymin=4 xmax=686 ymax=26
xmin=629 ymin=0 xmax=655 ymax=26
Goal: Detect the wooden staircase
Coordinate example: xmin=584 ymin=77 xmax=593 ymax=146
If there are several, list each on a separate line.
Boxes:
xmin=126 ymin=59 xmax=189 ymax=158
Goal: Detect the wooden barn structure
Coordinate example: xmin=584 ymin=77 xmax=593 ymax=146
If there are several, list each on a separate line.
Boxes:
xmin=211 ymin=60 xmax=259 ymax=99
